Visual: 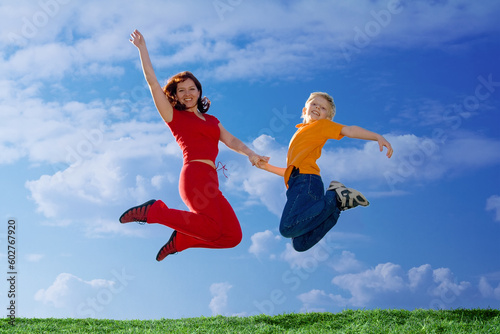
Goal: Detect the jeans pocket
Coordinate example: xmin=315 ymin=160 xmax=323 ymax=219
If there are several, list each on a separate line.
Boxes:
xmin=307 ymin=175 xmax=324 ymax=201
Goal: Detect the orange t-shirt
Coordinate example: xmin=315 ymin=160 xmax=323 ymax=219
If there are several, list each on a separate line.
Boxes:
xmin=284 ymin=119 xmax=345 ymax=187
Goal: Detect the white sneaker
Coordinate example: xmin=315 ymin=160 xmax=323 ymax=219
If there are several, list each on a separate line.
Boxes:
xmin=327 ymin=181 xmax=369 ymax=211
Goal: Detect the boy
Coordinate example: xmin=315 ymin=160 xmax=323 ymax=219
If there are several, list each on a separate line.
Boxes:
xmin=257 ymin=92 xmax=393 ymax=252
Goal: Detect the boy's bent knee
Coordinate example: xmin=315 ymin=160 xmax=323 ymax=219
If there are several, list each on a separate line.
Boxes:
xmin=292 ymin=239 xmax=311 ymax=252
xmin=279 ymin=224 xmax=300 ymax=238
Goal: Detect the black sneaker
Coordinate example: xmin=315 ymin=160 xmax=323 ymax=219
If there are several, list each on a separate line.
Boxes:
xmin=119 ymin=199 xmax=156 ymax=224
xmin=156 ymin=231 xmax=178 ymax=261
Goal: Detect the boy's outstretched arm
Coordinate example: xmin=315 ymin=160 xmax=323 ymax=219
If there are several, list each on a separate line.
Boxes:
xmin=341 ymin=125 xmax=394 ymax=158
xmin=256 ymin=161 xmax=286 ymax=177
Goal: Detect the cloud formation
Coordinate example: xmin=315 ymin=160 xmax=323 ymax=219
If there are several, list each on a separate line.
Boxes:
xmin=2 ymin=1 xmax=500 ymax=82
xmin=248 ymin=230 xmax=282 ymax=259
xmin=297 ymin=263 xmax=478 ymax=312
xmin=34 ymin=269 xmax=135 ymax=318
xmin=486 ymin=195 xmax=500 ymax=222
xmin=34 ymin=272 xmax=114 ymax=309
xmin=209 ymin=282 xmax=233 ymax=315
xmin=25 ymin=253 xmax=45 ymax=262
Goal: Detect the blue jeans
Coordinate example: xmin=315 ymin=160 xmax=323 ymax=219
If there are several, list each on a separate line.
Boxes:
xmin=280 ymin=168 xmax=341 ymax=252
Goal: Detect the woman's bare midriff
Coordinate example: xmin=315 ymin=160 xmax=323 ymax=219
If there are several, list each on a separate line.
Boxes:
xmin=189 ymin=159 xmax=216 ymax=169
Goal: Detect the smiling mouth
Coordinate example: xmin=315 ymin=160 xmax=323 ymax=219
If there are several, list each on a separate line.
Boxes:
xmin=311 ymin=110 xmax=320 ymax=117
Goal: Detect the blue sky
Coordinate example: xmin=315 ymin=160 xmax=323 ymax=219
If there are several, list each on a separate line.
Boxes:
xmin=1 ymin=0 xmax=499 ymax=320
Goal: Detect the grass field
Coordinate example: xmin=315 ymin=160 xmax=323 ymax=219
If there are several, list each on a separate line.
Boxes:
xmin=1 ymin=309 xmax=499 ymax=333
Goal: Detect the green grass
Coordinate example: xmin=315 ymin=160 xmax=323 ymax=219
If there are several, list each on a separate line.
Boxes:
xmin=1 ymin=309 xmax=499 ymax=333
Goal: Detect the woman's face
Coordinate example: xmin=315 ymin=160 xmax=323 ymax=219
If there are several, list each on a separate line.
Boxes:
xmin=176 ymin=78 xmax=200 ymax=111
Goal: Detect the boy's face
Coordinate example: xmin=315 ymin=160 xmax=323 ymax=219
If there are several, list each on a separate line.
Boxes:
xmin=302 ymin=96 xmax=330 ymax=123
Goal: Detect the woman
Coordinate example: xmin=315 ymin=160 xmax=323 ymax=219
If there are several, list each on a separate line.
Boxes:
xmin=120 ymin=30 xmax=268 ymax=261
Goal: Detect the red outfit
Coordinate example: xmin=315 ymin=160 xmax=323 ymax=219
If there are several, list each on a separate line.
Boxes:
xmin=147 ymin=109 xmax=242 ymax=252
xmin=167 ymin=108 xmax=220 ymax=164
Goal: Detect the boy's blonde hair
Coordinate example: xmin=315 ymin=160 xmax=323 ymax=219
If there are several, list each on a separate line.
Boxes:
xmin=302 ymin=92 xmax=336 ymax=123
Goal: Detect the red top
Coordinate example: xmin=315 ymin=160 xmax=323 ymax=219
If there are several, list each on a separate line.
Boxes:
xmin=167 ymin=109 xmax=221 ymax=164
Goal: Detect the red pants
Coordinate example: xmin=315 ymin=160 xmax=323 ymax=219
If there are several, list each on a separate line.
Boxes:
xmin=147 ymin=161 xmax=242 ymax=252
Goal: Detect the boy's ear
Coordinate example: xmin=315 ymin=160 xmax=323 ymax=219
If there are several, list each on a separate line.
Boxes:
xmin=302 ymin=107 xmax=307 ymax=115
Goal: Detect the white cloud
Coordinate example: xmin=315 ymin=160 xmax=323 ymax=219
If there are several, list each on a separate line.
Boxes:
xmin=1 ymin=91 xmax=183 ymax=237
xmin=33 ymin=269 xmax=135 ymax=318
xmin=297 ymin=289 xmax=332 ymax=313
xmin=297 ymin=262 xmax=476 ymax=310
xmin=478 ymin=277 xmax=500 ymax=300
xmin=219 ymin=135 xmax=287 ymax=216
xmin=34 ymin=273 xmax=114 ymax=309
xmin=319 ymin=132 xmax=500 ymax=192
xmin=331 ymin=262 xmax=407 ymax=307
xmin=2 ymin=1 xmax=499 ymax=82
xmin=280 ymin=243 xmax=333 ymax=271
xmin=248 ymin=230 xmax=281 ymax=259
xmin=209 ymin=282 xmax=232 ymax=315
xmin=486 ymin=195 xmax=500 ymax=222
xmin=330 ymin=251 xmax=364 ymax=273
xmin=25 ymin=253 xmax=44 ymax=262
xmin=408 ymin=264 xmax=434 ymax=291
xmin=24 ymin=132 xmax=182 ymax=236
xmin=0 ymin=79 xmax=182 ymax=237
xmin=430 ymin=267 xmax=471 ymax=299
xmin=279 ymin=231 xmax=370 ymax=270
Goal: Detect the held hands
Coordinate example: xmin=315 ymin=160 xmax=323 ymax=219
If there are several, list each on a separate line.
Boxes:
xmin=255 ymin=160 xmax=271 ymax=171
xmin=249 ymin=154 xmax=270 ymax=167
xmin=254 ymin=159 xmax=286 ymax=177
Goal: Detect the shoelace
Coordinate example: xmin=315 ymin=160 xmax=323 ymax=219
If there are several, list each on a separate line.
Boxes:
xmin=216 ymin=161 xmax=228 ymax=178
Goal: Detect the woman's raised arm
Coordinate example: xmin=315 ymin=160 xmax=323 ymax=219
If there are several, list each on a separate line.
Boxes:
xmin=130 ymin=30 xmax=173 ymax=123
